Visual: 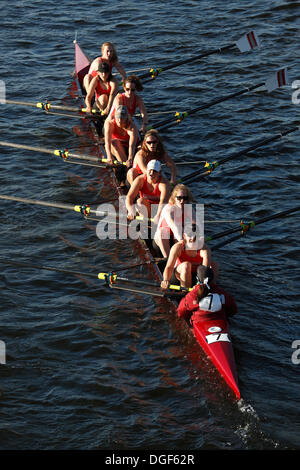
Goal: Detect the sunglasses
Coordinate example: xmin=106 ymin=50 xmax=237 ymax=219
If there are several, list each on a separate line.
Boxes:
xmin=146 ymin=141 xmax=157 ymax=145
xmin=176 ymin=196 xmax=188 ymax=201
xmin=125 ymin=87 xmax=135 ymax=91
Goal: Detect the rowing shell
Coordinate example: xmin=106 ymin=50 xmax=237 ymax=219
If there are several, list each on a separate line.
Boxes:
xmin=74 ymin=41 xmax=240 ymax=400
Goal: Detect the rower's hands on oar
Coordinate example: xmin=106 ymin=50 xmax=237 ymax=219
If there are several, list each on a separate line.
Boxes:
xmin=161 ymin=280 xmax=170 ymax=290
xmin=127 ymin=208 xmax=136 ymax=221
xmin=85 ymin=105 xmax=92 ymax=115
xmin=152 ymin=213 xmax=160 ymax=226
xmin=125 ymin=158 xmax=133 ymax=168
xmin=101 ymin=108 xmax=110 ymax=117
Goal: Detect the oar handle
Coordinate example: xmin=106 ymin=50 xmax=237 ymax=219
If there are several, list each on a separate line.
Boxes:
xmin=97 ymin=272 xmax=191 ymax=292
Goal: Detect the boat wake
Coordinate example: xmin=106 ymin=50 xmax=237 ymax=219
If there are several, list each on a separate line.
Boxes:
xmin=235 ymin=399 xmax=280 ymax=449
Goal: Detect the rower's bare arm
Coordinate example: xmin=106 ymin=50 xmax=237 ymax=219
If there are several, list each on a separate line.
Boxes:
xmin=153 ymin=183 xmax=169 ymax=224
xmin=161 ymin=242 xmax=180 ymax=289
xmin=200 ymin=244 xmax=211 ymax=267
xmin=135 ymin=150 xmax=147 ymax=174
xmin=165 ymin=207 xmax=183 ymax=241
xmin=164 ymin=152 xmax=177 ymax=184
xmin=85 ymin=77 xmax=97 ymax=113
xmin=105 ymin=81 xmax=118 ymax=115
xmin=104 ymin=120 xmax=114 ymax=164
xmin=137 ymin=96 xmax=148 ymax=133
xmin=126 ymin=178 xmax=141 ymax=220
xmin=88 ymin=58 xmax=99 ymax=74
xmin=126 ymin=126 xmax=139 ymax=167
xmin=115 ymin=61 xmax=126 ymax=82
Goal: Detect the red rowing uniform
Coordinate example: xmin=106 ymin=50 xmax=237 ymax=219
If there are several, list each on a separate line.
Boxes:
xmin=121 ymin=92 xmax=136 ymax=116
xmin=139 ymin=174 xmax=162 ymax=204
xmin=111 ymin=119 xmax=130 ymax=145
xmin=91 ymin=70 xmax=111 ymax=99
xmin=175 ymin=243 xmax=203 ymax=273
xmin=133 ymin=154 xmax=151 ymax=175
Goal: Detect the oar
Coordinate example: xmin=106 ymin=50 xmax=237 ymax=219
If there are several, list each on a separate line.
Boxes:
xmin=3 ymin=98 xmax=100 ymax=115
xmin=138 ymin=31 xmax=260 ymax=81
xmin=207 ymin=206 xmax=300 ymax=248
xmin=182 ymin=121 xmax=299 ymax=184
xmin=0 ymin=140 xmax=123 ymax=168
xmin=150 ymin=82 xmax=263 ymax=131
xmin=98 ymin=271 xmax=191 ymax=296
xmin=0 ymin=194 xmax=154 ymax=226
xmin=150 ymin=67 xmax=288 ymax=131
xmin=0 ymin=256 xmax=185 ymax=298
xmin=0 ymin=256 xmax=166 ymax=278
xmin=0 ymin=194 xmax=98 ymax=217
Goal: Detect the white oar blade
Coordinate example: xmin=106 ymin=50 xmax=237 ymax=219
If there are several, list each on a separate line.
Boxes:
xmin=265 ymin=67 xmax=289 ymax=93
xmin=236 ymin=31 xmax=260 ymax=52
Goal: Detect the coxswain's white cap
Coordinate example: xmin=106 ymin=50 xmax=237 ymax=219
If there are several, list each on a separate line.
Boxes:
xmin=147 ymin=159 xmax=161 ymax=172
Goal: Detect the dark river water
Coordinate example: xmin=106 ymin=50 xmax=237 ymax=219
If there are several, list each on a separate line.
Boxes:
xmin=0 ymin=0 xmax=299 ymax=454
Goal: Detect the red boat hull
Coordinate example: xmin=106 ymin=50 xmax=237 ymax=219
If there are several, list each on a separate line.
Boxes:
xmin=192 ymin=316 xmax=240 ymax=399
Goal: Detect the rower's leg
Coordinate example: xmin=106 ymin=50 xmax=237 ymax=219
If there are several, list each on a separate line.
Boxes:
xmin=111 ymin=140 xmax=128 ymax=163
xmin=126 ymin=168 xmax=140 ymax=186
xmin=97 ymin=95 xmax=108 ymax=112
xmin=175 ymin=262 xmax=192 ymax=288
xmin=83 ymin=73 xmax=92 ymax=92
xmin=153 ymin=228 xmax=171 ymax=258
xmin=136 ymin=198 xmax=151 ymax=218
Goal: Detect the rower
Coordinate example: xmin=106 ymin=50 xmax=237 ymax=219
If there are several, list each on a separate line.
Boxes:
xmin=127 ymin=129 xmax=177 ymax=186
xmin=104 ymin=104 xmax=139 ymax=167
xmin=110 ymin=76 xmax=148 ymax=135
xmin=83 ymin=41 xmax=126 ymax=91
xmin=177 ymin=265 xmax=237 ymax=324
xmin=85 ymin=62 xmax=118 ymax=116
xmin=126 ymin=159 xmax=170 ymax=224
xmin=160 ymin=227 xmax=215 ymax=289
xmin=153 ymin=184 xmax=195 ymax=258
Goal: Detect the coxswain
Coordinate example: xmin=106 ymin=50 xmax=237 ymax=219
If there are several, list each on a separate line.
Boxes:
xmin=153 ymin=184 xmax=195 ymax=258
xmin=83 ymin=42 xmax=126 ymax=91
xmin=160 ymin=228 xmax=216 ymax=289
xmin=85 ymin=62 xmax=118 ymax=116
xmin=177 ymin=265 xmax=237 ymax=324
xmin=104 ymin=105 xmax=139 ymax=167
xmin=126 ymin=159 xmax=170 ymax=224
xmin=127 ymin=129 xmax=177 ymax=186
xmin=110 ymin=76 xmax=148 ymax=134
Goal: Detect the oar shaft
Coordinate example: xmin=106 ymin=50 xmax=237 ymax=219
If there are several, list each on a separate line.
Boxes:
xmin=218 ymin=125 xmax=299 ymax=166
xmin=138 ymin=43 xmax=235 ymax=80
xmin=4 ymin=98 xmax=85 ymax=113
xmin=152 ymin=82 xmax=264 ymax=130
xmin=0 ymin=194 xmax=104 ymax=217
xmin=188 ymin=82 xmax=264 ymax=116
xmin=208 ymin=206 xmax=300 ymax=243
xmin=162 ymin=44 xmax=235 ymax=72
xmin=0 ymin=194 xmax=77 ymax=212
xmin=182 ymin=124 xmax=300 ymax=184
xmin=4 ymin=99 xmax=38 ymax=108
xmin=0 ymin=140 xmax=101 ymax=163
xmin=0 ymin=257 xmax=95 ymax=278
